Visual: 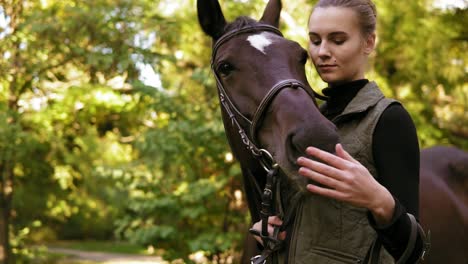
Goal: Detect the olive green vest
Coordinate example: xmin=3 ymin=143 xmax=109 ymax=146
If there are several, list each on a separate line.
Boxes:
xmin=282 ymin=82 xmax=398 ymax=264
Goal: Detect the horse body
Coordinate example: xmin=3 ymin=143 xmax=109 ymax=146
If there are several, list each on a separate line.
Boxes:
xmin=419 ymin=146 xmax=468 ymax=264
xmin=197 ymin=1 xmax=468 ymax=263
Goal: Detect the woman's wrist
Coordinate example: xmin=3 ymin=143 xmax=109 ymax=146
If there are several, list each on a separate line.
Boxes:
xmin=369 ymin=186 xmax=396 ymax=227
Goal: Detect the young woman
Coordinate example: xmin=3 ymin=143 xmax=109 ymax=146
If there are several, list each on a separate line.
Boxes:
xmin=253 ymin=0 xmax=428 ymax=263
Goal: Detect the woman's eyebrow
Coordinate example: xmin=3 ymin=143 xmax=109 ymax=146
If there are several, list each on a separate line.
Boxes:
xmin=328 ymin=31 xmax=348 ymax=37
xmin=308 ymin=31 xmax=348 ymax=36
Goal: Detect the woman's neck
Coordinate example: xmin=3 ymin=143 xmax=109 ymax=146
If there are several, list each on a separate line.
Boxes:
xmin=323 ymin=79 xmax=369 ymax=96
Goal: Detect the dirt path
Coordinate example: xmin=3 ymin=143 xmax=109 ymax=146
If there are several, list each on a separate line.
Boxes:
xmin=48 ymin=247 xmax=169 ymax=264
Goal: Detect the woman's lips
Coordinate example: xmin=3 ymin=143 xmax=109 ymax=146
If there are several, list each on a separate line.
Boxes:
xmin=318 ymin=64 xmax=338 ymax=72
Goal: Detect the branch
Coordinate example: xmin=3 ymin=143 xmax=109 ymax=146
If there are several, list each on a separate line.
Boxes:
xmin=17 ymin=55 xmax=78 ymax=96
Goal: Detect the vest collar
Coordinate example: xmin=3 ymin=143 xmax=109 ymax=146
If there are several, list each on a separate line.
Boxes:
xmin=336 ymin=81 xmax=384 ymax=117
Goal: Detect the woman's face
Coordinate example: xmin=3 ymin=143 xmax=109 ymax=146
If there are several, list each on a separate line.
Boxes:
xmin=308 ymin=7 xmax=375 ymax=85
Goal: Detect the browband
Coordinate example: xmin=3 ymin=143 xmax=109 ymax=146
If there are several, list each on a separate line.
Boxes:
xmin=211 ymin=25 xmax=283 ymax=66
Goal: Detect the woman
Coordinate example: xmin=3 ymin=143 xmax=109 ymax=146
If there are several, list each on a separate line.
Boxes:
xmin=253 ymin=0 xmax=428 ymax=263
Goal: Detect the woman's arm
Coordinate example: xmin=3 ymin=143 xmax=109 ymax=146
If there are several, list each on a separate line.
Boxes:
xmin=370 ymin=103 xmax=423 ymax=263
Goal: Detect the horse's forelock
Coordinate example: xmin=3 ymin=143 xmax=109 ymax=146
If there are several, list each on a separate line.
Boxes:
xmin=223 ymin=16 xmax=261 ymax=34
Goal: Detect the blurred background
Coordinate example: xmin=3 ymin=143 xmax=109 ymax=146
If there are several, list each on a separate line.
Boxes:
xmin=0 ymin=0 xmax=466 ymax=263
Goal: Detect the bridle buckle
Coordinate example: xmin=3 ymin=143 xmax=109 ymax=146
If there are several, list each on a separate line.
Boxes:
xmin=251 ymin=254 xmax=267 ymax=264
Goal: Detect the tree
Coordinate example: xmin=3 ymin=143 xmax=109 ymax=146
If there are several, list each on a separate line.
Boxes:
xmin=0 ymin=0 xmax=163 ymax=262
xmin=374 ymin=1 xmax=467 ymax=148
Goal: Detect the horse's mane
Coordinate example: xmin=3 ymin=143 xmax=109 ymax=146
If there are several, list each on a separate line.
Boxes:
xmin=223 ymin=16 xmax=261 ymax=33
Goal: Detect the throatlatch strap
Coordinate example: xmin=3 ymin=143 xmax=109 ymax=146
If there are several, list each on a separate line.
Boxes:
xmin=365 ymin=213 xmax=430 ymax=264
xmin=397 ymin=213 xmax=431 ymax=264
xmin=396 ymin=213 xmax=418 ymax=264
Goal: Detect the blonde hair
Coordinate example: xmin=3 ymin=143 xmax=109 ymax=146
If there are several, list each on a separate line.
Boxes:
xmin=313 ymin=0 xmax=377 ymax=36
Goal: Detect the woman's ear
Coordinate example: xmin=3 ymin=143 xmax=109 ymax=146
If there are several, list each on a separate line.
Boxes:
xmin=364 ymin=33 xmax=376 ymax=55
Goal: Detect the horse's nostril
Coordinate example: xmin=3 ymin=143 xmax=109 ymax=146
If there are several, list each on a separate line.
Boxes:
xmin=290 ymin=132 xmax=306 ymax=155
xmin=289 ymin=127 xmax=339 ymax=161
xmin=289 ymin=133 xmax=303 ymax=159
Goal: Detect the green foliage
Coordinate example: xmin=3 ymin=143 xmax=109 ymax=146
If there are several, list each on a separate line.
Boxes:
xmin=374 ymin=1 xmax=467 ymax=149
xmin=111 ymin=86 xmax=248 ymax=261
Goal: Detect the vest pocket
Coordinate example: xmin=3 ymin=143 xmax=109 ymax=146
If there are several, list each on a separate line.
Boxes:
xmin=308 ymin=246 xmax=363 ymax=264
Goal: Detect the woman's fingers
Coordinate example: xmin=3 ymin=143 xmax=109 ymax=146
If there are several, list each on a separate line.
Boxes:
xmin=251 ymin=216 xmax=287 ymax=244
xmin=297 ymin=156 xmax=342 ymax=180
xmin=335 ymin=143 xmax=358 ymax=163
xmin=305 ymin=145 xmax=349 ymax=170
xmin=298 ymin=166 xmax=342 ymax=189
xmin=267 ymin=215 xmax=283 ymax=226
xmin=306 ymin=183 xmax=347 ymax=201
xmin=278 ymin=230 xmax=287 ymax=240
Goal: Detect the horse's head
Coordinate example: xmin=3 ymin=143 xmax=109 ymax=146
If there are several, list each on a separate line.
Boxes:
xmin=197 ymin=0 xmax=339 ymax=190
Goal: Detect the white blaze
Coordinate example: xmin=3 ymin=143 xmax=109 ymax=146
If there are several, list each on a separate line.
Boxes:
xmin=247 ymin=32 xmax=273 ymax=55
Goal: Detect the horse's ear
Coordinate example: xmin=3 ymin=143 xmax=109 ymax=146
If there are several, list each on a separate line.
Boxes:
xmin=197 ymin=0 xmax=227 ymax=40
xmin=259 ymin=0 xmax=282 ymax=28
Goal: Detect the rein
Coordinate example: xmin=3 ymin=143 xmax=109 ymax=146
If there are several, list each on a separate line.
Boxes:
xmin=211 ymin=25 xmax=313 ymax=264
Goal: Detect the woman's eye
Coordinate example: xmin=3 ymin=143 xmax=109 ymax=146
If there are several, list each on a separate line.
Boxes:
xmin=217 ymin=62 xmax=235 ymax=76
xmin=333 ymin=39 xmax=346 ymax=45
xmin=310 ymin=40 xmax=321 ymax=46
xmin=309 ymin=33 xmax=321 ymax=46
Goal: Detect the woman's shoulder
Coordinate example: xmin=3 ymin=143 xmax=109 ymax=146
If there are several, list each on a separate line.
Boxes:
xmin=374 ymin=102 xmax=418 ymax=145
xmin=379 ymin=102 xmax=414 ymax=125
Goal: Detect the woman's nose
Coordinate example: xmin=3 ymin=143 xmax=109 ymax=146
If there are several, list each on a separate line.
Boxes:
xmin=318 ymin=43 xmax=331 ymax=58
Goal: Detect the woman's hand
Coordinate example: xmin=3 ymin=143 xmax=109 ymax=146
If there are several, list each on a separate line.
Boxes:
xmin=251 ymin=216 xmax=287 ymax=245
xmin=297 ymin=143 xmax=395 ymax=226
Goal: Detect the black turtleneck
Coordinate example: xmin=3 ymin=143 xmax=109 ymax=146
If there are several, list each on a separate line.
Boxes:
xmin=321 ymin=79 xmax=370 ymax=120
xmin=320 ymin=79 xmax=422 ymax=263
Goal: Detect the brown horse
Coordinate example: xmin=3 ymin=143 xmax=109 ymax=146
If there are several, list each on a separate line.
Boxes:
xmin=197 ymin=0 xmax=468 ymax=263
xmin=419 ymin=146 xmax=468 ymax=264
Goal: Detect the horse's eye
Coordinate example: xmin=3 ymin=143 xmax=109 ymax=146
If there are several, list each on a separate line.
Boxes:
xmin=217 ymin=62 xmax=235 ymax=76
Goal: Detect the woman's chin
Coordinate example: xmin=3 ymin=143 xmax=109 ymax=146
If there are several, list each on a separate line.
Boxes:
xmin=319 ymin=73 xmax=340 ymax=84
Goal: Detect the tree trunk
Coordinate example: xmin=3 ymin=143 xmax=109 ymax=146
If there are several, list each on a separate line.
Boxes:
xmin=0 ymin=202 xmax=11 ymax=264
xmin=0 ymin=162 xmax=12 ymax=264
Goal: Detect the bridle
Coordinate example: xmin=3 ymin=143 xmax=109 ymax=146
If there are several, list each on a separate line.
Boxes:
xmin=211 ymin=24 xmax=320 ymax=264
xmin=211 ymin=24 xmax=323 ymax=171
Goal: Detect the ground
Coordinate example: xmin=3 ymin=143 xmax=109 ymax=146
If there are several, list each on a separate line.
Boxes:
xmin=48 ymin=247 xmax=168 ymax=264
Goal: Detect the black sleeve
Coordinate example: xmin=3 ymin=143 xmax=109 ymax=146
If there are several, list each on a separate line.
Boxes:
xmin=369 ymin=103 xmax=424 ymax=263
